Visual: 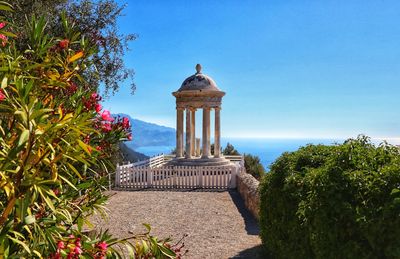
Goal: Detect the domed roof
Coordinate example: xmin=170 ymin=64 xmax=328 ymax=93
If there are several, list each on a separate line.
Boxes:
xmin=177 ymin=64 xmax=221 ymax=92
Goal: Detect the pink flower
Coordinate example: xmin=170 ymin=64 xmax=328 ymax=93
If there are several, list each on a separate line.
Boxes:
xmin=101 ymin=123 xmax=112 ymax=133
xmin=59 ymin=39 xmax=69 ymax=49
xmin=57 ymin=241 xmax=65 ymax=249
xmin=97 ymin=241 xmax=108 ymax=251
xmin=0 ymin=34 xmax=7 ymax=47
xmin=68 ymin=234 xmax=75 ymax=239
xmin=0 ymin=22 xmax=6 ymax=29
xmin=74 ymin=246 xmax=82 ymax=255
xmin=53 ymin=189 xmax=60 ymax=196
xmin=91 ymin=92 xmax=99 ymax=100
xmin=95 ymin=103 xmax=102 ymax=113
xmin=122 ymin=117 xmax=130 ymax=129
xmin=75 ymin=237 xmax=81 ymax=247
xmin=0 ymin=89 xmax=5 ymax=101
xmin=101 ymin=110 xmax=114 ymax=122
xmin=127 ymin=133 xmax=132 ymax=141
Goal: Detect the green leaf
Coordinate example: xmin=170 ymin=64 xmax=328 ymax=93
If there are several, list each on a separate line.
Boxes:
xmin=68 ymin=51 xmax=84 ymax=63
xmin=37 ymin=187 xmax=55 ymax=212
xmin=0 ymin=31 xmax=16 ymax=37
xmin=1 ymin=76 xmax=6 ymax=89
xmin=143 ymin=223 xmax=151 ymax=232
xmin=7 ymin=236 xmax=30 ymax=254
xmin=0 ymin=3 xmax=12 ymax=12
xmin=32 ymin=250 xmax=42 ymax=257
xmin=66 ymin=162 xmax=82 ymax=179
xmin=58 ymin=175 xmax=78 ymax=191
xmin=77 ymin=139 xmax=91 ymax=155
xmin=15 ymin=110 xmax=28 ymax=126
xmin=18 ymin=129 xmax=29 ymax=147
xmin=159 ymin=244 xmax=176 ymax=258
xmin=390 ymin=188 xmax=400 ymax=196
xmin=24 ymin=215 xmax=36 ymax=225
xmin=125 ymin=244 xmax=135 ymax=257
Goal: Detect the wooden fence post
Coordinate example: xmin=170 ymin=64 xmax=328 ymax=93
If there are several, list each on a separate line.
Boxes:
xmin=173 ymin=167 xmax=177 ymax=188
xmin=198 ymin=167 xmax=203 ymax=188
xmin=115 ymin=163 xmax=120 ymax=188
xmin=147 ymin=166 xmax=152 ymax=188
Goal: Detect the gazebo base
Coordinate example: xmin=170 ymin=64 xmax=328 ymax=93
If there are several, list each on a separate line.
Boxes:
xmin=167 ymin=156 xmax=232 ymax=166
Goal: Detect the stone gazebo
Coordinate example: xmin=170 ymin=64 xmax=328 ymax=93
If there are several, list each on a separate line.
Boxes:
xmin=170 ymin=64 xmax=231 ymax=166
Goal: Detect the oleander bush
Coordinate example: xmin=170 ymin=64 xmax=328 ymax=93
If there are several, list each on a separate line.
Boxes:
xmin=0 ymin=3 xmax=179 ymax=258
xmin=260 ymin=135 xmax=400 ymax=259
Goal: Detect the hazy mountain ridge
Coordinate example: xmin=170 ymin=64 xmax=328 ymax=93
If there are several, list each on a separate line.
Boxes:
xmin=115 ymin=113 xmax=175 ymax=150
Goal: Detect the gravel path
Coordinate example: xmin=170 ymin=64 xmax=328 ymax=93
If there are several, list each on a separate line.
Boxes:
xmin=91 ymin=190 xmax=263 ymax=259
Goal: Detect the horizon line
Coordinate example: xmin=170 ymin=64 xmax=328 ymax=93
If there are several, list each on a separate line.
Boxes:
xmin=222 ymin=135 xmax=400 ymax=143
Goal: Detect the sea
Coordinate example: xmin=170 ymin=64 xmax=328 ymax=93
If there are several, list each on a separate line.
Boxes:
xmin=135 ymin=137 xmax=399 ymax=169
xmin=134 ymin=138 xmax=347 ymax=169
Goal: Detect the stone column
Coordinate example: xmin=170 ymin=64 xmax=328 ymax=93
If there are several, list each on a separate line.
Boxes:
xmin=202 ymin=107 xmax=211 ymax=158
xmin=176 ymin=107 xmax=184 ymax=158
xmin=196 ymin=138 xmax=201 ymax=157
xmin=185 ymin=108 xmax=192 ymax=159
xmin=214 ymin=107 xmax=221 ymax=158
xmin=190 ymin=108 xmax=196 ymax=156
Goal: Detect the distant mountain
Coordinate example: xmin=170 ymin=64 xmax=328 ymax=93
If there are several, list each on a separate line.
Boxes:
xmin=115 ymin=113 xmax=175 ymax=149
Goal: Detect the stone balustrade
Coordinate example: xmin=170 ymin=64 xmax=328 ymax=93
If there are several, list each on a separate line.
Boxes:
xmin=236 ymin=170 xmax=260 ymax=220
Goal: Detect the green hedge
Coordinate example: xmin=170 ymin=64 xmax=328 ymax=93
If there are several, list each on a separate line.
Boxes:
xmin=259 ymin=136 xmax=400 ymax=259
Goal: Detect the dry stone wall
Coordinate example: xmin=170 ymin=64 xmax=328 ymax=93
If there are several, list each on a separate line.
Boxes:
xmin=236 ymin=170 xmax=260 ymax=220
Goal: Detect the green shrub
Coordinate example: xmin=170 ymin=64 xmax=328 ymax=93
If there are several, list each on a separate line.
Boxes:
xmin=260 ymin=136 xmax=400 ymax=259
xmin=244 ymin=154 xmax=265 ymax=180
xmin=222 ymin=142 xmax=240 ymax=155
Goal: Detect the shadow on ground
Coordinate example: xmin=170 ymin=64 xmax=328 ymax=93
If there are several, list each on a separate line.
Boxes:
xmin=228 ymin=190 xmax=259 ymax=236
xmin=229 ymin=244 xmax=271 ymax=259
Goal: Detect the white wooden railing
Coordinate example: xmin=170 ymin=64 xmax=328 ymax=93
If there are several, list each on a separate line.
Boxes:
xmin=115 ymin=165 xmax=239 ymax=190
xmin=121 ymin=154 xmax=173 ymax=168
xmin=115 ymin=154 xmax=243 ymax=190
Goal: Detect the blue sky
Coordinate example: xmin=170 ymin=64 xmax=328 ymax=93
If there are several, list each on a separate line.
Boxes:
xmin=103 ymin=0 xmax=400 ymax=142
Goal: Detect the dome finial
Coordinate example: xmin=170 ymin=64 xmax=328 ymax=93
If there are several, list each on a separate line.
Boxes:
xmin=195 ymin=64 xmax=202 ymax=74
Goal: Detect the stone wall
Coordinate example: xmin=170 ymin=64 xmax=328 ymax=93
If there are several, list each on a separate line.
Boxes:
xmin=236 ymin=170 xmax=260 ymax=220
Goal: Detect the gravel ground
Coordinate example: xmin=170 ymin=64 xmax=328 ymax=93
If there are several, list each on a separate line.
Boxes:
xmin=91 ymin=190 xmax=263 ymax=259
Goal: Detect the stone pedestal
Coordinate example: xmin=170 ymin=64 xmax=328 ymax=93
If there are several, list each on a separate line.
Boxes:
xmin=168 ymin=156 xmax=232 ymax=166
